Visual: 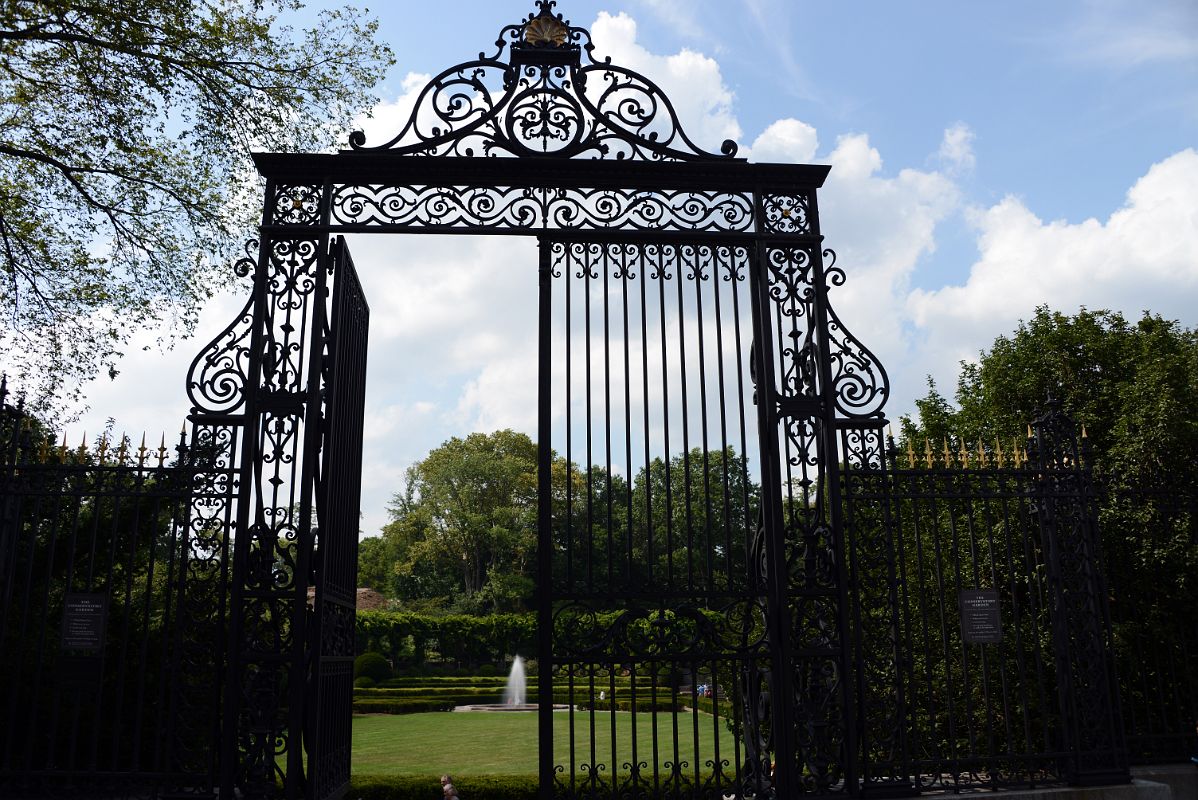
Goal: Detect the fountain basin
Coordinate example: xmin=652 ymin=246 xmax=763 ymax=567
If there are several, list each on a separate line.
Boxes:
xmin=452 ymin=703 xmax=571 ymax=712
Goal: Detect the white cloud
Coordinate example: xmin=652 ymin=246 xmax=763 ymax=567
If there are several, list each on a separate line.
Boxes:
xmin=746 ymin=119 xmax=818 ymax=163
xmin=908 ymin=148 xmax=1198 ymax=382
xmin=938 ymin=122 xmax=976 ymax=176
xmin=589 ymin=12 xmax=742 ymax=154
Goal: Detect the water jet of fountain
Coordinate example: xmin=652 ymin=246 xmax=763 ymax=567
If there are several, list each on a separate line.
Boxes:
xmin=504 ymin=655 xmax=526 ymax=706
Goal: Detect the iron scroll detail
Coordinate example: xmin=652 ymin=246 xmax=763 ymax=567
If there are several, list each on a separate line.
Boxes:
xmin=186 ymin=240 xmax=258 ymax=414
xmin=347 ymin=1 xmax=739 ymax=161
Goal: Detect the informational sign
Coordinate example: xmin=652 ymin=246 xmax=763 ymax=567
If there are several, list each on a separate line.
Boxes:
xmin=61 ymin=593 xmax=108 ymax=651
xmin=959 ymin=589 xmax=1002 ymax=644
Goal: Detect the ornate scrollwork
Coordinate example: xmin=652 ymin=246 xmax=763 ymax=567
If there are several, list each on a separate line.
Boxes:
xmin=272 ymin=184 xmax=322 ymax=226
xmin=330 ymin=183 xmax=754 ymax=233
xmin=825 ymin=304 xmax=889 ymax=419
xmin=186 ymin=240 xmax=260 ymax=415
xmin=187 ymin=295 xmax=254 ymax=415
xmin=348 ymin=2 xmax=739 ymax=161
xmin=763 ymin=191 xmax=812 ymax=234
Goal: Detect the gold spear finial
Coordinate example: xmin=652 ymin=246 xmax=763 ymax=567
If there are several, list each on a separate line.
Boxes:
xmin=78 ymin=432 xmax=88 ymax=459
xmin=117 ymin=434 xmax=128 ymax=464
xmin=96 ymin=435 xmax=109 ymax=463
xmin=958 ymin=439 xmax=970 ymax=468
xmin=923 ymin=438 xmax=934 ymax=469
xmin=1081 ymin=424 xmax=1088 ymax=439
xmin=137 ymin=433 xmax=148 ymax=468
xmin=905 ymin=438 xmax=916 ymax=469
xmin=942 ymin=438 xmax=953 ymax=467
xmin=995 ymin=437 xmax=1005 ymax=469
xmin=157 ymin=433 xmax=168 ymax=467
xmin=59 ymin=432 xmax=68 ymax=461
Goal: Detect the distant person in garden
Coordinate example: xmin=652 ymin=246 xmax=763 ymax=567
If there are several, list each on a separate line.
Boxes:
xmin=441 ymin=774 xmax=460 ymax=799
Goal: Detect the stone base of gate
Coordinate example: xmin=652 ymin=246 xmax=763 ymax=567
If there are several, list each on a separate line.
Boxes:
xmin=992 ymin=779 xmax=1176 ymax=800
xmin=1131 ymin=765 xmax=1198 ymax=800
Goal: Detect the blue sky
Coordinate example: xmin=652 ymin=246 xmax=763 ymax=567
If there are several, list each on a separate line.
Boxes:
xmin=69 ymin=0 xmax=1198 ymax=536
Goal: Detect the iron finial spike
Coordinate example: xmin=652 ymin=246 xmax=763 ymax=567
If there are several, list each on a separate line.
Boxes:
xmin=1027 ymin=424 xmax=1033 ymax=439
xmin=941 ymin=437 xmax=952 ymax=467
xmin=1081 ymin=424 xmax=1088 ymax=439
xmin=138 ymin=432 xmax=148 ymax=467
xmin=905 ymin=438 xmax=916 ymax=470
xmin=59 ymin=432 xmax=68 ymax=460
xmin=117 ymin=434 xmax=128 ymax=464
xmin=958 ymin=439 xmax=969 ymax=468
xmin=995 ymin=437 xmax=1005 ymax=468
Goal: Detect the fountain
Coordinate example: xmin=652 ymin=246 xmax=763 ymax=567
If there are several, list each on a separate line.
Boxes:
xmin=453 ymin=656 xmax=567 ymax=712
xmin=504 ymin=655 xmax=526 ymax=705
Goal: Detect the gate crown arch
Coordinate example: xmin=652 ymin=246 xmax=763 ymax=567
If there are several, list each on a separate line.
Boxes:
xmin=346 ymin=0 xmax=740 ymax=161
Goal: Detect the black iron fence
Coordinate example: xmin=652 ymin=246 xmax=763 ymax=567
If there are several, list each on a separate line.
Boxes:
xmin=0 ymin=381 xmax=228 ymax=797
xmin=1101 ymin=485 xmax=1197 ymax=764
xmin=840 ymin=409 xmax=1195 ymax=793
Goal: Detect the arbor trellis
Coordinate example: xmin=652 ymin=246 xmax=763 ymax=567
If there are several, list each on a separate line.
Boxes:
xmin=0 ymin=3 xmax=1153 ymax=799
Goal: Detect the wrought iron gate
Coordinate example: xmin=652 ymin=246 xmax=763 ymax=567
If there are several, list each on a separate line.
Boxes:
xmin=189 ymin=234 xmax=369 ymax=800
xmin=0 ymin=1 xmax=1126 ymax=797
xmin=207 ymin=1 xmax=1132 ymax=796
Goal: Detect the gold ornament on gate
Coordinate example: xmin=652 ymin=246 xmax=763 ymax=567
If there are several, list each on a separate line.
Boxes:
xmin=525 ymin=16 xmax=568 ymax=46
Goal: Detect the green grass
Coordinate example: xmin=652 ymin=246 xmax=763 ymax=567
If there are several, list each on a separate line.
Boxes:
xmin=352 ymin=710 xmax=737 ymax=776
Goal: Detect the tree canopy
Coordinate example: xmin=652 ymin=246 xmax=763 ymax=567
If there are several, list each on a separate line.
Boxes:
xmin=362 ymin=431 xmax=761 ymax=614
xmin=901 ymin=307 xmax=1198 ymax=489
xmin=0 ymin=0 xmax=392 ymax=410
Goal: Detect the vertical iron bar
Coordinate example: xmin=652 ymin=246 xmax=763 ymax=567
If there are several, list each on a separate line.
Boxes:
xmin=537 ymin=236 xmax=555 ymax=800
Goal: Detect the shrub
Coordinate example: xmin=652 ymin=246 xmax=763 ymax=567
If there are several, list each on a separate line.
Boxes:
xmin=352 ymin=774 xmax=537 ymax=800
xmin=353 ymin=676 xmax=377 ymax=689
xmin=476 ymin=663 xmax=498 ymax=677
xmin=354 ymin=652 xmax=392 ymax=683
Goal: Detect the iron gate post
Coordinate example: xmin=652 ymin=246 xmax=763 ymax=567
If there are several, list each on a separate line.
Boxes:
xmin=1031 ymin=403 xmax=1129 ymax=786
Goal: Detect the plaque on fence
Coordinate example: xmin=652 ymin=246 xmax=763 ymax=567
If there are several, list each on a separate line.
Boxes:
xmin=960 ymin=589 xmax=1002 ymax=644
xmin=61 ymin=593 xmax=108 ymax=651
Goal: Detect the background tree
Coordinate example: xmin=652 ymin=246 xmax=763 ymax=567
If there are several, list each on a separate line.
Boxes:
xmin=381 ymin=430 xmax=539 ymax=614
xmin=900 ymin=306 xmax=1198 ymax=495
xmin=0 ymin=0 xmax=392 ymax=411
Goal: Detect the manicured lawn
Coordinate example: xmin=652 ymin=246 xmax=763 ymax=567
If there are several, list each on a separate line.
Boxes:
xmin=353 ymin=710 xmax=737 ymax=776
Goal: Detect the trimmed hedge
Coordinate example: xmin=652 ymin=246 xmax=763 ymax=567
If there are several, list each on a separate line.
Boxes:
xmin=356 ymin=611 xmax=536 ymax=668
xmin=577 ymin=700 xmax=681 ymax=712
xmin=351 ymin=774 xmax=538 ymax=800
xmin=354 ymin=686 xmax=507 ymax=699
xmin=380 ymin=676 xmax=509 ymax=687
xmin=352 ymin=698 xmax=455 ymax=715
xmin=356 ymin=608 xmax=729 ymax=670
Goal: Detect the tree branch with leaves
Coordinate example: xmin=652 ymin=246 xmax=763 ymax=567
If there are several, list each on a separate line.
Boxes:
xmin=0 ymin=0 xmax=392 ymax=413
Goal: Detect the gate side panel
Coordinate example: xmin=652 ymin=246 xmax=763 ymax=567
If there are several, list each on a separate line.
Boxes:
xmin=308 ymin=238 xmax=370 ymax=800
